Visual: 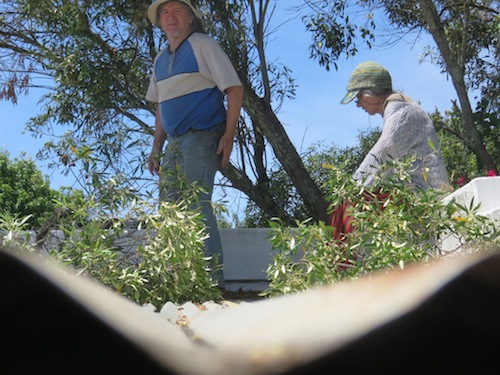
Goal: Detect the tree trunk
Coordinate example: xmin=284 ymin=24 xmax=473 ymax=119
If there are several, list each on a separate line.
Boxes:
xmin=221 ymin=164 xmax=286 ymax=220
xmin=237 ymin=80 xmax=329 ymax=223
xmin=417 ymin=0 xmax=497 ymax=172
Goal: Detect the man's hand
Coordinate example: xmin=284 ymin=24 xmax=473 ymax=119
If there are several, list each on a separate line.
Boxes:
xmin=219 ymin=85 xmax=243 ymax=169
xmin=148 ymin=108 xmax=167 ymax=176
xmin=148 ymin=151 xmax=162 ymax=176
xmin=216 ymin=133 xmax=234 ymax=170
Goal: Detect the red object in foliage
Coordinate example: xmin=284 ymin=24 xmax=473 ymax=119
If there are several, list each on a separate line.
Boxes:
xmin=487 ymin=169 xmax=498 ymax=177
xmin=329 ymin=190 xmax=391 ymax=270
xmin=457 ymin=177 xmax=467 ymax=186
xmin=330 ymin=191 xmax=391 ymax=242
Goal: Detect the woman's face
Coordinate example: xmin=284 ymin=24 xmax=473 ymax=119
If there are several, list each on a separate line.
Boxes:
xmin=356 ymin=91 xmax=385 ymax=116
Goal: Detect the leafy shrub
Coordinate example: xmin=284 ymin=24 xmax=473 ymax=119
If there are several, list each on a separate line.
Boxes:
xmin=0 ymin=151 xmax=60 ymax=228
xmin=0 ymin=176 xmax=221 ymax=309
xmin=46 ymin=190 xmax=221 ymax=308
xmin=264 ymin=158 xmax=500 ymax=297
xmin=0 ymin=212 xmax=35 ymax=254
xmin=127 ymin=200 xmax=222 ymax=306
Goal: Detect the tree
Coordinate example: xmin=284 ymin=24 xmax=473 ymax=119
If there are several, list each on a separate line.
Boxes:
xmin=243 ymin=142 xmax=351 ymax=227
xmin=411 ymin=0 xmax=497 ymax=173
xmin=3 ymin=1 xmax=496 ymax=227
xmin=1 ymin=0 xmax=347 ymax=225
xmin=304 ymin=0 xmax=499 ymax=173
xmin=243 ymin=127 xmax=380 ymax=226
xmin=0 ymin=151 xmax=59 ymax=227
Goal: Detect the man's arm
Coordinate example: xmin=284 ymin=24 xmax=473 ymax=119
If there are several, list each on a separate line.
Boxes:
xmin=217 ymin=85 xmax=244 ymax=169
xmin=148 ymin=107 xmax=167 ymax=176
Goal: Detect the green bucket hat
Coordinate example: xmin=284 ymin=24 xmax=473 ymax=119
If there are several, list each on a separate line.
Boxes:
xmin=341 ymin=62 xmax=392 ymax=104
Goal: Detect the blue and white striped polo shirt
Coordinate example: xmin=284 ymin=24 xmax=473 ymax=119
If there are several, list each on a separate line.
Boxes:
xmin=146 ymin=32 xmax=242 ymax=137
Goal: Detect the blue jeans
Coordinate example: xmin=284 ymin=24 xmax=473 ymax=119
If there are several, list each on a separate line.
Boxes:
xmin=160 ymin=124 xmax=224 ymax=284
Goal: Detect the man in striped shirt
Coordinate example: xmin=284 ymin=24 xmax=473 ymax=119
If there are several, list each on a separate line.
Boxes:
xmin=146 ymin=0 xmax=244 ymax=288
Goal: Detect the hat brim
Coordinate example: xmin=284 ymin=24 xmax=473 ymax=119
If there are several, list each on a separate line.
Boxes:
xmin=340 ymin=90 xmax=359 ymax=104
xmin=147 ymin=0 xmax=202 ymax=27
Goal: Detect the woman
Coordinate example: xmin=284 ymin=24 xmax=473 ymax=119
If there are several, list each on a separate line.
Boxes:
xmin=341 ymin=61 xmax=449 ymax=189
xmin=330 ymin=61 xmax=449 ymax=243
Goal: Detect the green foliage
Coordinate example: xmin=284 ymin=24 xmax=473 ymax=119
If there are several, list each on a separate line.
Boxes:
xmin=265 ymin=218 xmax=345 ymax=295
xmin=2 ymin=0 xmax=317 ymax=226
xmin=243 ymin=130 xmax=378 ymax=227
xmin=1 ymin=162 xmax=222 ymax=308
xmin=2 ymin=0 xmax=156 ymax=206
xmin=307 ymin=0 xmax=499 ymax=173
xmin=2 ymin=0 xmax=500 ymax=226
xmin=0 ymin=125 xmax=222 ymax=308
xmin=303 ymin=1 xmax=376 ymax=71
xmin=0 ymin=212 xmax=35 ymax=254
xmin=431 ymin=105 xmax=500 ymax=185
xmin=264 ymin=157 xmax=500 ymax=297
xmin=358 ymin=0 xmax=499 ymax=116
xmin=0 ymin=151 xmax=60 ymax=228
xmin=131 ymin=200 xmax=222 ymax=306
xmin=431 ymin=108 xmax=479 ymax=185
xmin=475 ymin=98 xmax=500 ymax=168
xmin=45 ymin=187 xmax=221 ymax=309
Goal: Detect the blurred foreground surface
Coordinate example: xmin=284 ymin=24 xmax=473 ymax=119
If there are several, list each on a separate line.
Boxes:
xmin=2 ymin=246 xmax=500 ymax=374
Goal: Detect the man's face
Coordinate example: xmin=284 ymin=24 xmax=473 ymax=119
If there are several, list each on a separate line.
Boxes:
xmin=158 ymin=1 xmax=194 ymax=39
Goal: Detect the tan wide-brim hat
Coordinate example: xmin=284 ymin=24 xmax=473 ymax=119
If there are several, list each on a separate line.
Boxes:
xmin=147 ymin=0 xmax=202 ymax=27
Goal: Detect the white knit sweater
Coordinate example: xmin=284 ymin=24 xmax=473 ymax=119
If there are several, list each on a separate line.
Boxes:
xmin=353 ymin=95 xmax=450 ymax=190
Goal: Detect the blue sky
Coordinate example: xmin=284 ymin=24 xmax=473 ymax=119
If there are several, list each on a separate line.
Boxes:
xmin=1 ymin=1 xmax=458 ymax=208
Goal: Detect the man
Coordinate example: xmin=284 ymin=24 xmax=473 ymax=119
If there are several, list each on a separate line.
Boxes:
xmin=145 ymin=0 xmax=244 ymax=287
